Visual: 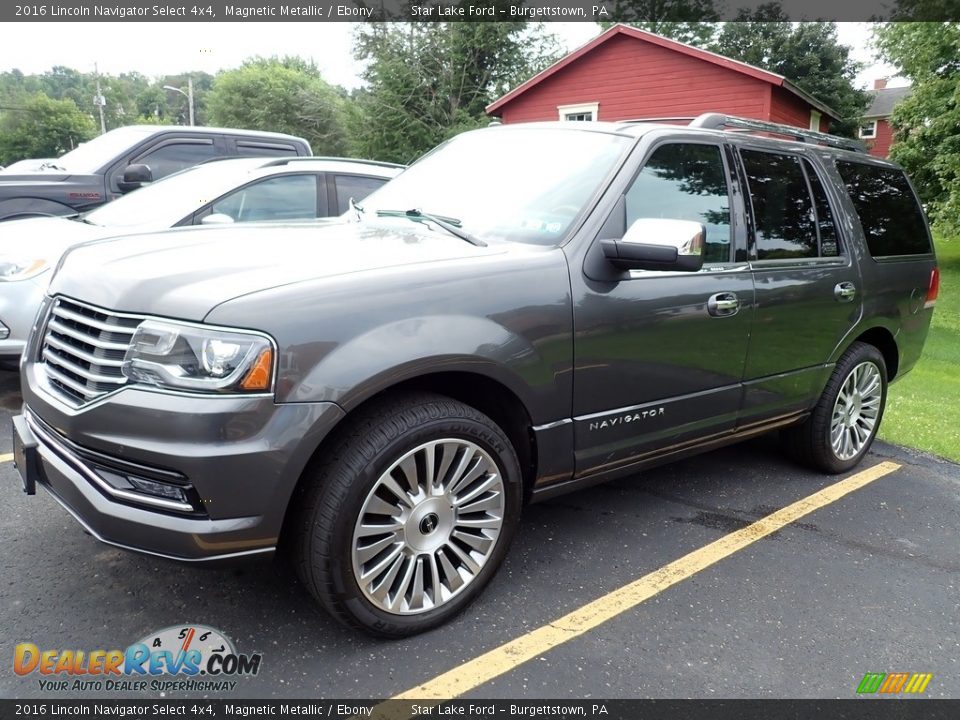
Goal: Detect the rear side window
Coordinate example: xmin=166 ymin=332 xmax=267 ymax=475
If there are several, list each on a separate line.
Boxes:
xmin=836 ymin=161 xmax=931 ymax=257
xmin=334 ymin=174 xmax=388 ymax=215
xmin=740 ymin=150 xmax=817 ymax=260
xmin=804 ymin=160 xmax=841 ymax=257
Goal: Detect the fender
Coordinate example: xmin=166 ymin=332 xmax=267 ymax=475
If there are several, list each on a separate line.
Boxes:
xmin=280 ymin=314 xmax=554 ymax=422
xmin=0 ymin=197 xmax=77 ymax=221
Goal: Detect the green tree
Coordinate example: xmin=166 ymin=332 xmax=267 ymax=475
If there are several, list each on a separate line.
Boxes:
xmin=600 ymin=0 xmax=720 ymax=45
xmin=352 ymin=19 xmax=561 ymax=164
xmin=713 ymin=18 xmax=868 ymax=136
xmin=874 ymin=22 xmax=960 ymax=234
xmin=207 ymin=57 xmax=351 ymax=155
xmin=0 ymin=93 xmax=96 ymax=165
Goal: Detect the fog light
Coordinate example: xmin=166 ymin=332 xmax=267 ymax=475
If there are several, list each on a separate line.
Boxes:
xmin=93 ymin=467 xmax=190 ymax=504
xmin=126 ymin=476 xmax=190 ymax=503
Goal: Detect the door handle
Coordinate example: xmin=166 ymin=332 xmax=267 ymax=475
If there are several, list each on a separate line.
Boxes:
xmin=707 ymin=292 xmax=740 ymax=317
xmin=834 ymin=282 xmax=857 ymax=302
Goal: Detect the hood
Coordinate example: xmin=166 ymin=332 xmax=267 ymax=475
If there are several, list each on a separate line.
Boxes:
xmin=50 ymin=220 xmax=506 ymax=321
xmin=0 ymin=216 xmax=120 ymax=262
xmin=0 ymin=172 xmax=78 ymax=184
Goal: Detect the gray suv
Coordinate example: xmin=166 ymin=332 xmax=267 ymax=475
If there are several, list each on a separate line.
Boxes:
xmin=12 ymin=116 xmax=938 ymax=636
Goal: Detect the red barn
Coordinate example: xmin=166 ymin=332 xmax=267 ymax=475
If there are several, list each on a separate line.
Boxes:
xmin=486 ymin=24 xmax=838 ymax=132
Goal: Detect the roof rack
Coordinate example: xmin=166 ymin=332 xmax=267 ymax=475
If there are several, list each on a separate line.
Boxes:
xmin=690 ymin=113 xmax=866 ymax=153
xmin=260 ymin=156 xmax=406 ymax=170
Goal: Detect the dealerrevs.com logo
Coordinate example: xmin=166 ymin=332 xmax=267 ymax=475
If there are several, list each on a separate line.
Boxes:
xmin=14 ymin=625 xmax=262 ymax=693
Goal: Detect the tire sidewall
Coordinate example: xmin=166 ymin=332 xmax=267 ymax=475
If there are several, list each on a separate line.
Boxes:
xmin=319 ymin=409 xmax=522 ymax=637
xmin=818 ymin=343 xmax=888 ymax=473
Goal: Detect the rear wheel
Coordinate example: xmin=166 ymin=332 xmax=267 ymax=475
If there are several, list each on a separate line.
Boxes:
xmin=782 ymin=341 xmax=887 ymax=474
xmin=293 ymin=393 xmax=522 ymax=637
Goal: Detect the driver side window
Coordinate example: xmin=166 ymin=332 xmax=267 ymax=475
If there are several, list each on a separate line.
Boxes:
xmin=625 ymin=143 xmax=733 ymax=265
xmin=210 ymin=174 xmax=320 ymax=223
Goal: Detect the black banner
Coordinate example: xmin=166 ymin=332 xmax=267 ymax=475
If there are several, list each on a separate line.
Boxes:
xmin=1 ymin=700 xmax=960 ymax=720
xmin=2 ymin=0 xmax=960 ymax=23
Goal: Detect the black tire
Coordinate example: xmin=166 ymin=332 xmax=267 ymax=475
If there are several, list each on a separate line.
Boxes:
xmin=781 ymin=341 xmax=888 ymax=474
xmin=291 ymin=392 xmax=523 ymax=637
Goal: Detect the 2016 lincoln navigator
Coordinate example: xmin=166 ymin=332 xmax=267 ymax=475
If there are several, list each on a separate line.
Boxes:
xmin=12 ymin=116 xmax=938 ymax=636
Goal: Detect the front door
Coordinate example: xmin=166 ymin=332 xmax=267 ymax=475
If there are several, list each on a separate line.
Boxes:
xmin=571 ymin=140 xmax=754 ymax=478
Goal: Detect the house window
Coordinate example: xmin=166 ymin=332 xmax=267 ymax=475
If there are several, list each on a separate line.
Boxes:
xmin=859 ymin=120 xmax=878 ymax=139
xmin=558 ymin=102 xmax=599 ymax=122
xmin=809 ymin=110 xmax=822 ymax=131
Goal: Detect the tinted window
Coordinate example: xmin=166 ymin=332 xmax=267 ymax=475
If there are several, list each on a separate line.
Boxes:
xmin=836 ymin=161 xmax=931 ymax=256
xmin=136 ymin=141 xmax=219 ymax=180
xmin=626 ymin=143 xmax=732 ymax=264
xmin=804 ymin=160 xmax=841 ymax=257
xmin=335 ymin=174 xmax=388 ymax=215
xmin=211 ymin=174 xmax=319 ymax=222
xmin=741 ymin=150 xmax=817 ymax=260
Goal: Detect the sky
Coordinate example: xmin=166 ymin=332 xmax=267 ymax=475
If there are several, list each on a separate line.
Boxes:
xmin=0 ymin=22 xmax=903 ymax=91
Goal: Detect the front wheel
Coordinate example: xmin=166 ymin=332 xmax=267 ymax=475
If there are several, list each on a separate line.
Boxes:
xmin=782 ymin=342 xmax=888 ymax=474
xmin=293 ymin=393 xmax=522 ymax=637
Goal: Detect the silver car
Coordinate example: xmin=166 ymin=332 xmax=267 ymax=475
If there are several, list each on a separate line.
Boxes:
xmin=0 ymin=156 xmax=403 ymax=362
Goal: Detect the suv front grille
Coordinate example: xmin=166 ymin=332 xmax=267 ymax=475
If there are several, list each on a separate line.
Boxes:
xmin=40 ymin=298 xmax=143 ymax=405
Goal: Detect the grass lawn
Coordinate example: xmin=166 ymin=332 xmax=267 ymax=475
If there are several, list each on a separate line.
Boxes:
xmin=879 ymin=234 xmax=960 ymax=463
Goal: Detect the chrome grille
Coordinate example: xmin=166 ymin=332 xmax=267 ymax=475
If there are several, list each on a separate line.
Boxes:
xmin=40 ymin=298 xmax=143 ymax=405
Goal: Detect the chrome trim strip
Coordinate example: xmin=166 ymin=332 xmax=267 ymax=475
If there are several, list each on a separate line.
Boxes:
xmin=36 ymin=482 xmax=274 ymax=564
xmin=26 ymin=411 xmax=194 ymax=513
xmin=43 ymin=363 xmax=100 ymax=397
xmin=43 ymin=348 xmax=126 ymax=385
xmin=532 ymin=418 xmax=573 ymax=432
xmin=47 ymin=319 xmax=131 ymax=351
xmin=574 ymin=384 xmax=734 ymax=423
xmin=52 ymin=305 xmax=140 ymax=334
xmin=44 ymin=334 xmax=125 ymax=367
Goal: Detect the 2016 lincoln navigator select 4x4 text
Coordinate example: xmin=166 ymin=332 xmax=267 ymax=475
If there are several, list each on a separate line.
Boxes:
xmin=12 ymin=116 xmax=938 ymax=636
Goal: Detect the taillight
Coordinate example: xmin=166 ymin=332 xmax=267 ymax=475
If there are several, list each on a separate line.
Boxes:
xmin=925 ymin=267 xmax=940 ymax=309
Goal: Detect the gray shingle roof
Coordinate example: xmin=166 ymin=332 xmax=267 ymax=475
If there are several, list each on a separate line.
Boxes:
xmin=865 ymin=86 xmax=912 ymax=118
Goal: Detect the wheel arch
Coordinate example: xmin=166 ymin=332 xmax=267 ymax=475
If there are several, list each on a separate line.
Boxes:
xmin=278 ymin=370 xmax=540 ymax=547
xmin=850 ymin=325 xmax=900 ymax=381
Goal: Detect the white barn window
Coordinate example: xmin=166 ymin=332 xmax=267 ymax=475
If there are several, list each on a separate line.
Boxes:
xmin=558 ymin=102 xmax=599 ymax=122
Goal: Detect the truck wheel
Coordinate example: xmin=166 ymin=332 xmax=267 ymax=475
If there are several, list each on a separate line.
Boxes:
xmin=782 ymin=341 xmax=887 ymax=474
xmin=293 ymin=392 xmax=523 ymax=637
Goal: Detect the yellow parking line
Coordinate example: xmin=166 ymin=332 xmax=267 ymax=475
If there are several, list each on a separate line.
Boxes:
xmin=0 ymin=453 xmax=12 ymax=463
xmin=389 ymin=460 xmax=901 ymax=704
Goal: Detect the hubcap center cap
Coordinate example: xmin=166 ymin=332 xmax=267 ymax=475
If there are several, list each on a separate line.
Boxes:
xmin=404 ymin=498 xmax=454 ymax=554
xmin=419 ymin=513 xmax=440 ymax=535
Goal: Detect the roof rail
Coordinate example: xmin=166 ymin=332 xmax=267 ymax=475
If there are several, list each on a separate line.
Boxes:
xmin=690 ymin=113 xmax=866 ymax=153
xmin=260 ymin=156 xmax=406 ymax=170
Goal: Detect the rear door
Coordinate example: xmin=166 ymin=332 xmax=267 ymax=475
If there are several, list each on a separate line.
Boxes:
xmin=735 ymin=145 xmax=862 ymax=426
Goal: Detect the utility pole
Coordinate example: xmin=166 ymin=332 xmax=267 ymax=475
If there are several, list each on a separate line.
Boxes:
xmin=187 ymin=76 xmax=195 ymax=126
xmin=94 ymin=62 xmax=106 ymax=135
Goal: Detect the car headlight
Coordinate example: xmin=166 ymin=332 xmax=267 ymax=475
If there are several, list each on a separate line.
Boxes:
xmin=122 ymin=319 xmax=275 ymax=393
xmin=0 ymin=257 xmax=48 ymax=281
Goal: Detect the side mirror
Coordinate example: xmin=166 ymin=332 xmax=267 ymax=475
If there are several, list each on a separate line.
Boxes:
xmin=601 ymin=218 xmax=705 ymax=272
xmin=117 ymin=164 xmax=153 ymax=193
xmin=200 ymin=213 xmax=235 ymax=226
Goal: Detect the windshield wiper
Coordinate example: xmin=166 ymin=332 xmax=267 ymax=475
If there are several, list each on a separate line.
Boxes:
xmin=375 ymin=208 xmax=486 ymax=247
xmin=38 ymin=161 xmax=67 ymax=171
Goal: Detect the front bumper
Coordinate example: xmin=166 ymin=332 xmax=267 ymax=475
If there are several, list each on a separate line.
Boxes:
xmin=16 ymin=363 xmax=345 ymax=562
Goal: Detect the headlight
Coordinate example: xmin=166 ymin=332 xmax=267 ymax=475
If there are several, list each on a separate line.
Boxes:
xmin=0 ymin=257 xmax=48 ymax=281
xmin=122 ymin=319 xmax=275 ymax=393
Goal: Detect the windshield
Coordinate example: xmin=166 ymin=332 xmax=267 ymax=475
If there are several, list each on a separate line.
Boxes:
xmin=85 ymin=158 xmax=268 ymax=228
xmin=359 ymin=127 xmax=631 ymax=246
xmin=55 ymin=127 xmax=159 ymax=173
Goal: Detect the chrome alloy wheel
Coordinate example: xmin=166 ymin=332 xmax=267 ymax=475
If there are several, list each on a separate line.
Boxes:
xmin=830 ymin=361 xmax=883 ymax=461
xmin=351 ymin=439 xmax=505 ymax=615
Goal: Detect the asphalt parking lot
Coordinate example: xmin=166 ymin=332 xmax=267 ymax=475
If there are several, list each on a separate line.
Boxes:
xmin=1 ymin=366 xmax=958 ymax=700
